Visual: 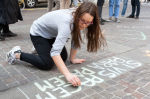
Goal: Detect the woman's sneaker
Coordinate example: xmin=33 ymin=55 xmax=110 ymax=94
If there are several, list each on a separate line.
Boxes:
xmin=6 ymin=46 xmax=21 ymax=64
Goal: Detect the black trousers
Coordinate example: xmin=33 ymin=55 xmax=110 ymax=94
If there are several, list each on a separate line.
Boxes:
xmin=131 ymin=0 xmax=140 ymax=17
xmin=20 ymin=35 xmax=68 ymax=70
xmin=97 ymin=0 xmax=105 ymax=19
xmin=0 ymin=24 xmax=10 ymax=34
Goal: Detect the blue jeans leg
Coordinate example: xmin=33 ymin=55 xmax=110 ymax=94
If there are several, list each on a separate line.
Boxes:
xmin=109 ymin=0 xmax=114 ymax=17
xmin=121 ymin=0 xmax=128 ymax=16
xmin=114 ymin=0 xmax=120 ymax=18
xmin=73 ymin=0 xmax=78 ymax=7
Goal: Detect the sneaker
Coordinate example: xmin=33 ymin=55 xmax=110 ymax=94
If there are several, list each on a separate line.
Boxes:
xmin=114 ymin=18 xmax=121 ymax=23
xmin=100 ymin=21 xmax=105 ymax=25
xmin=107 ymin=17 xmax=113 ymax=22
xmin=101 ymin=18 xmax=107 ymax=22
xmin=0 ymin=34 xmax=5 ymax=41
xmin=6 ymin=46 xmax=21 ymax=64
xmin=2 ymin=31 xmax=17 ymax=37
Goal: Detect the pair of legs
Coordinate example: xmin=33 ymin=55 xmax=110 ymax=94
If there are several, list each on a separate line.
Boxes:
xmin=60 ymin=0 xmax=71 ymax=9
xmin=109 ymin=0 xmax=121 ymax=22
xmin=47 ymin=0 xmax=60 ymax=11
xmin=8 ymin=35 xmax=68 ymax=70
xmin=0 ymin=24 xmax=17 ymax=41
xmin=97 ymin=0 xmax=106 ymax=25
xmin=127 ymin=0 xmax=140 ymax=18
xmin=131 ymin=0 xmax=140 ymax=17
xmin=70 ymin=0 xmax=78 ymax=7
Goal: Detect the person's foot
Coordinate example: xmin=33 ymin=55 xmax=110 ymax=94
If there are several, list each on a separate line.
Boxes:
xmin=101 ymin=19 xmax=107 ymax=22
xmin=100 ymin=21 xmax=104 ymax=25
xmin=135 ymin=16 xmax=139 ymax=19
xmin=0 ymin=34 xmax=5 ymax=41
xmin=107 ymin=17 xmax=113 ymax=22
xmin=2 ymin=31 xmax=17 ymax=37
xmin=121 ymin=15 xmax=125 ymax=17
xmin=6 ymin=46 xmax=21 ymax=64
xmin=114 ymin=18 xmax=121 ymax=23
xmin=126 ymin=15 xmax=134 ymax=18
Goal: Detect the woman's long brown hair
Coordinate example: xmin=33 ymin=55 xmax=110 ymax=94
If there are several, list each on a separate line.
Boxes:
xmin=71 ymin=2 xmax=106 ymax=52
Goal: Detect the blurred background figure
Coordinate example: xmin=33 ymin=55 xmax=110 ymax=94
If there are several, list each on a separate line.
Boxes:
xmin=121 ymin=0 xmax=128 ymax=17
xmin=48 ymin=0 xmax=60 ymax=11
xmin=60 ymin=0 xmax=71 ymax=9
xmin=0 ymin=0 xmax=23 ymax=41
xmin=127 ymin=0 xmax=140 ymax=19
xmin=97 ymin=0 xmax=106 ymax=25
xmin=108 ymin=0 xmax=121 ymax=23
xmin=70 ymin=0 xmax=78 ymax=7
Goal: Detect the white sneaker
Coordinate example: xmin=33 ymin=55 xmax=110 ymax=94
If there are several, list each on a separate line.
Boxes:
xmin=6 ymin=46 xmax=21 ymax=64
xmin=107 ymin=17 xmax=113 ymax=22
xmin=114 ymin=18 xmax=121 ymax=23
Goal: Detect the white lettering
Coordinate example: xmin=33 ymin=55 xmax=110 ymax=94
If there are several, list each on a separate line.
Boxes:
xmin=82 ymin=75 xmax=104 ymax=86
xmin=48 ymin=77 xmax=65 ymax=87
xmin=34 ymin=80 xmax=54 ymax=92
xmin=52 ymin=87 xmax=71 ymax=98
xmin=81 ymin=67 xmax=95 ymax=75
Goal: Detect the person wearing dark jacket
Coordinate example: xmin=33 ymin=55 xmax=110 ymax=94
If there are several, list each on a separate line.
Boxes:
xmin=0 ymin=0 xmax=23 ymax=41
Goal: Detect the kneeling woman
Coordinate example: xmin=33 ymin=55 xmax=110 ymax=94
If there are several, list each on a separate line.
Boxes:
xmin=7 ymin=2 xmax=106 ymax=86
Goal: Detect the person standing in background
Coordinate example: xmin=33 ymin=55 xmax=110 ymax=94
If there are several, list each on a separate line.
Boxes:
xmin=60 ymin=0 xmax=71 ymax=9
xmin=127 ymin=0 xmax=140 ymax=19
xmin=97 ymin=0 xmax=106 ymax=25
xmin=0 ymin=0 xmax=23 ymax=41
xmin=48 ymin=0 xmax=60 ymax=12
xmin=108 ymin=0 xmax=121 ymax=23
xmin=121 ymin=0 xmax=128 ymax=17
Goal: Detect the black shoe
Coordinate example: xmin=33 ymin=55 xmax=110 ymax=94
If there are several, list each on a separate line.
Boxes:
xmin=135 ymin=16 xmax=139 ymax=19
xmin=126 ymin=15 xmax=134 ymax=18
xmin=0 ymin=35 xmax=5 ymax=41
xmin=2 ymin=31 xmax=17 ymax=37
xmin=101 ymin=19 xmax=107 ymax=22
xmin=100 ymin=21 xmax=104 ymax=25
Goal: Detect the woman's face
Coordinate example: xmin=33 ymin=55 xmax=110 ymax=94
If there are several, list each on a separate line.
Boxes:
xmin=79 ymin=13 xmax=94 ymax=30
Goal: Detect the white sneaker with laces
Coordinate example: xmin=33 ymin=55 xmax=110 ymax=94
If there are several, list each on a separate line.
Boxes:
xmin=6 ymin=46 xmax=21 ymax=64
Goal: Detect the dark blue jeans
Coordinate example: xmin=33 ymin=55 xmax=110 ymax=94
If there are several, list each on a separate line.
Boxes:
xmin=97 ymin=0 xmax=105 ymax=19
xmin=131 ymin=0 xmax=140 ymax=17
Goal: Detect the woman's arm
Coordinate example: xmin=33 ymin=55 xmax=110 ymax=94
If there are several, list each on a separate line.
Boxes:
xmin=52 ymin=55 xmax=81 ymax=86
xmin=70 ymin=48 xmax=86 ymax=64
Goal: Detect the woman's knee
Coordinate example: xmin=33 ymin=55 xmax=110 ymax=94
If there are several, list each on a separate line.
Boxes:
xmin=38 ymin=62 xmax=54 ymax=70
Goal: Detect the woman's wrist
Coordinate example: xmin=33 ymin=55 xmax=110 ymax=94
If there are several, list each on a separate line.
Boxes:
xmin=64 ymin=72 xmax=71 ymax=77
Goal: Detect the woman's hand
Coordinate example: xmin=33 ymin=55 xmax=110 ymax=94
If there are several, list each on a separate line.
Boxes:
xmin=65 ymin=73 xmax=81 ymax=86
xmin=70 ymin=58 xmax=86 ymax=64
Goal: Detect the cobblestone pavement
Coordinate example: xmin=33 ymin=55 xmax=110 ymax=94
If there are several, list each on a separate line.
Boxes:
xmin=0 ymin=2 xmax=150 ymax=99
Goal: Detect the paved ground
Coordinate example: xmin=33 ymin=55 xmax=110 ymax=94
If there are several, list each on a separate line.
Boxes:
xmin=0 ymin=2 xmax=150 ymax=99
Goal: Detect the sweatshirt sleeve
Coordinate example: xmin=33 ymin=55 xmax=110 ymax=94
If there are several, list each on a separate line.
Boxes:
xmin=50 ymin=24 xmax=71 ymax=57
